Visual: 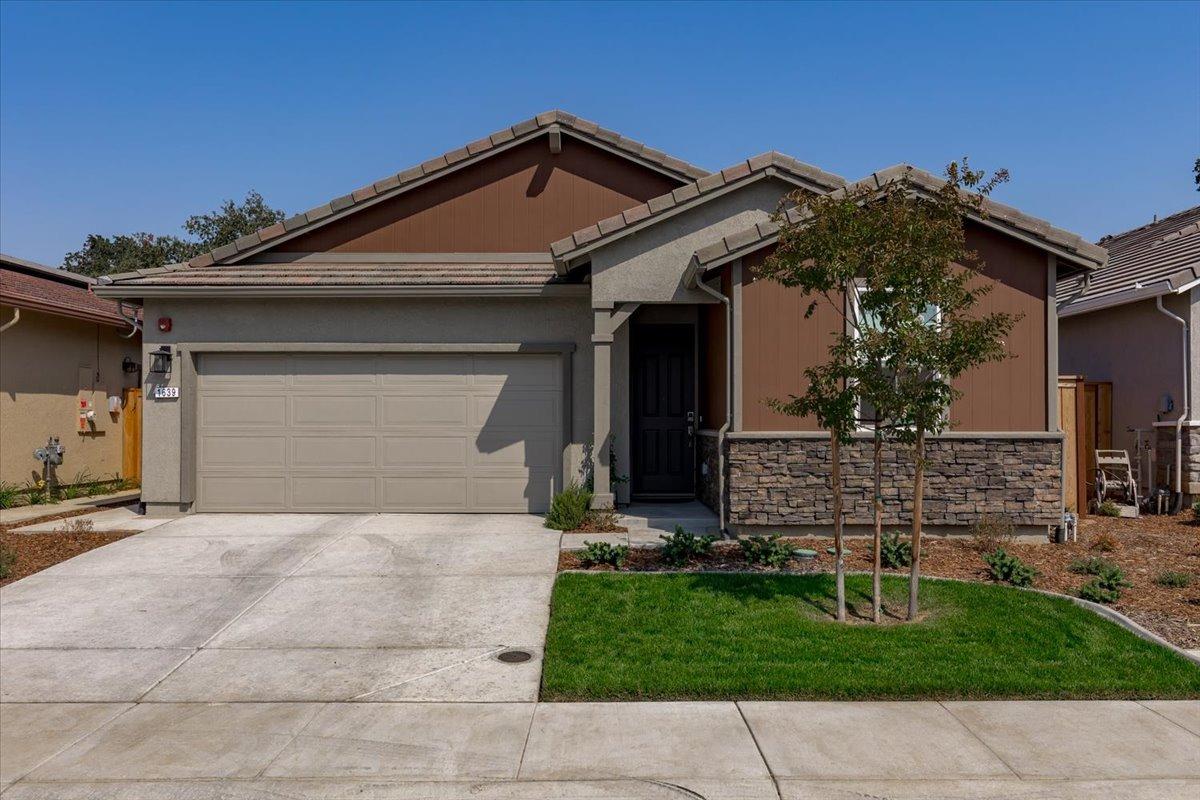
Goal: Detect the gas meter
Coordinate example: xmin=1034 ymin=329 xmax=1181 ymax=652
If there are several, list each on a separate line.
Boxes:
xmin=34 ymin=436 xmax=65 ymax=466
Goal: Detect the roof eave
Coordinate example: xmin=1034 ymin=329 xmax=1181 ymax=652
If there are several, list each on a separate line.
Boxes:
xmin=90 ymin=283 xmax=589 ymax=300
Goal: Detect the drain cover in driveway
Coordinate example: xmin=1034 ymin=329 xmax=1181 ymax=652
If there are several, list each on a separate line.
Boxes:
xmin=497 ymin=649 xmax=532 ymax=664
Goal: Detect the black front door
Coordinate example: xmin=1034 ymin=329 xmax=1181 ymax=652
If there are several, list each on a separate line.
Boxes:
xmin=631 ymin=323 xmax=695 ymax=498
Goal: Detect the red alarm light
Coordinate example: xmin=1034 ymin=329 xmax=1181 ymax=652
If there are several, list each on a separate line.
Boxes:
xmin=158 ymin=317 xmax=172 ymax=332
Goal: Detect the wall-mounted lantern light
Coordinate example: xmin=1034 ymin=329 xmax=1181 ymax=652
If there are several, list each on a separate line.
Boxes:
xmin=149 ymin=346 xmax=173 ymax=375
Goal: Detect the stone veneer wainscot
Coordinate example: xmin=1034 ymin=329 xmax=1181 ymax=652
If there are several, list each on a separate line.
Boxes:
xmin=725 ymin=432 xmax=1063 ymax=531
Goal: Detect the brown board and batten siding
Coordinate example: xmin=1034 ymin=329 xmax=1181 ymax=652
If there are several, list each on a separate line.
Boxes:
xmin=949 ymin=223 xmax=1047 ymax=432
xmin=735 ymin=221 xmax=1049 ymax=433
xmin=274 ymin=137 xmax=681 ymax=254
xmin=739 ymin=245 xmax=843 ymax=431
xmin=699 ymin=267 xmax=731 ymax=429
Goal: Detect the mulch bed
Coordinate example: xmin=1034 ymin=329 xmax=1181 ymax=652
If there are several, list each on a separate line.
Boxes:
xmin=1 ymin=513 xmax=141 ymax=588
xmin=559 ymin=512 xmax=1200 ymax=649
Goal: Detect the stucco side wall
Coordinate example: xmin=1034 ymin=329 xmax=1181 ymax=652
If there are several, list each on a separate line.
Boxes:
xmin=1059 ymin=294 xmax=1186 ymax=457
xmin=0 ymin=305 xmax=140 ymax=485
xmin=589 ymin=179 xmax=790 ymax=305
xmin=139 ymin=296 xmax=593 ymax=512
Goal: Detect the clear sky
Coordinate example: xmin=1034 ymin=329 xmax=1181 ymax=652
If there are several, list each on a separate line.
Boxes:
xmin=1 ymin=0 xmax=1197 ymax=266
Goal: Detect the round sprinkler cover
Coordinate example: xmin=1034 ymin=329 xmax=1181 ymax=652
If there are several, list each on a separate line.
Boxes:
xmin=792 ymin=548 xmax=819 ymax=560
xmin=497 ymin=649 xmax=533 ymax=664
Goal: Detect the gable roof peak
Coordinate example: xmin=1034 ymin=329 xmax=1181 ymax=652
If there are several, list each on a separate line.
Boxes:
xmin=172 ymin=110 xmax=710 ymax=271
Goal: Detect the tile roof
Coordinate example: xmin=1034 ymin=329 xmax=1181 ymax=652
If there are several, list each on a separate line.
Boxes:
xmin=1057 ymin=205 xmax=1200 ymax=314
xmin=692 ymin=164 xmax=1109 ymax=273
xmin=0 ymin=255 xmax=130 ymax=326
xmin=550 ymin=152 xmax=846 ymax=263
xmin=101 ymin=261 xmax=567 ymax=289
xmin=156 ymin=110 xmax=710 ymax=274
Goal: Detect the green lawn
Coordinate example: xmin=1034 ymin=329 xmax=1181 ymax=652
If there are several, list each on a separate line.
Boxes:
xmin=542 ymin=572 xmax=1200 ymax=700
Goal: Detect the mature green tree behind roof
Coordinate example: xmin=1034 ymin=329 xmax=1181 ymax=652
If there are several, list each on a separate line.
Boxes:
xmin=62 ymin=190 xmax=284 ymax=277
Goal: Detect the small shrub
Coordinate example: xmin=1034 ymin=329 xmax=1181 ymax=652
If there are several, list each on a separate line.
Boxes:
xmin=1076 ymin=561 xmax=1132 ymax=603
xmin=1069 ymin=556 xmax=1118 ymax=576
xmin=55 ymin=518 xmax=95 ymax=535
xmin=0 ymin=544 xmax=14 ymax=579
xmin=1193 ymin=500 xmax=1200 ymax=521
xmin=969 ymin=514 xmax=1015 ymax=553
xmin=0 ymin=482 xmax=20 ymax=509
xmin=581 ymin=508 xmax=624 ymax=532
xmin=580 ymin=540 xmax=629 ymax=568
xmin=740 ymin=534 xmax=792 ymax=568
xmin=982 ymin=548 xmax=1037 ymax=587
xmin=1090 ymin=531 xmax=1120 ymax=553
xmin=25 ymin=483 xmax=50 ymax=505
xmin=1096 ymin=500 xmax=1121 ymax=517
xmin=659 ymin=525 xmax=716 ymax=566
xmin=1155 ymin=571 xmax=1193 ymax=589
xmin=878 ymin=531 xmax=912 ymax=568
xmin=544 ymin=483 xmax=593 ymax=531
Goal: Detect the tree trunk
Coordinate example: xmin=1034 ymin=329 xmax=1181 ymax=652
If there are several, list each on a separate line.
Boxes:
xmin=831 ymin=433 xmax=846 ymax=622
xmin=907 ymin=428 xmax=925 ymax=621
xmin=872 ymin=426 xmax=883 ymax=624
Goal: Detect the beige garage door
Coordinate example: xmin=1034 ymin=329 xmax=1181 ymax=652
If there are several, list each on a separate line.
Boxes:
xmin=195 ymin=352 xmax=562 ymax=512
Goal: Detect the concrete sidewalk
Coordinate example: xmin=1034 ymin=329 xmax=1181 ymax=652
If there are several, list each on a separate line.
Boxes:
xmin=1 ymin=699 xmax=1196 ymax=797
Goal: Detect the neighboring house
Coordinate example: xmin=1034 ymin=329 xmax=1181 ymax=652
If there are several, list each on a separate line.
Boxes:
xmin=1058 ymin=206 xmax=1200 ymax=508
xmin=0 ymin=253 xmax=142 ymax=487
xmin=95 ymin=110 xmax=1105 ymax=537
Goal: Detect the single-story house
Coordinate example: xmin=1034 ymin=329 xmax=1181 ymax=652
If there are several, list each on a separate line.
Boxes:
xmin=95 ymin=111 xmax=1106 ymax=536
xmin=1058 ymin=205 xmax=1200 ymax=508
xmin=1 ymin=253 xmax=143 ymax=487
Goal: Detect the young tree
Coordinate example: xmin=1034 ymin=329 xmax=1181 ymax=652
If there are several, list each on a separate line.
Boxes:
xmin=759 ymin=162 xmax=1017 ymax=623
xmin=856 ymin=162 xmax=1018 ymax=621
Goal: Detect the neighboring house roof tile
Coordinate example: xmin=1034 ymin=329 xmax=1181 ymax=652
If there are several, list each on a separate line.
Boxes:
xmin=692 ymin=164 xmax=1109 ymax=274
xmin=0 ymin=254 xmax=131 ymax=326
xmin=550 ymin=152 xmax=846 ymax=263
xmin=1057 ymin=205 xmax=1200 ymax=314
xmin=145 ymin=110 xmax=710 ymax=275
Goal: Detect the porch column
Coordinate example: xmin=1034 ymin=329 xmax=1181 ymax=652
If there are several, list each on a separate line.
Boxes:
xmin=592 ymin=307 xmax=615 ymax=508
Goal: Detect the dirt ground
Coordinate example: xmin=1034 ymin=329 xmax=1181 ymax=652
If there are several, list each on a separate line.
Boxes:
xmin=560 ymin=512 xmax=1200 ymax=649
xmin=0 ymin=512 xmax=140 ymax=588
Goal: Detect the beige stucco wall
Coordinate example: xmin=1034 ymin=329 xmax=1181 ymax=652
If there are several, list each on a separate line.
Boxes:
xmin=589 ymin=179 xmax=789 ymax=305
xmin=1059 ymin=293 xmax=1190 ymax=457
xmin=0 ymin=304 xmax=141 ymax=486
xmin=138 ymin=296 xmax=593 ymax=514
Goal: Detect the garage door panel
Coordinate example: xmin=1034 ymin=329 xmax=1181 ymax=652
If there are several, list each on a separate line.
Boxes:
xmin=472 ymin=473 xmax=553 ymax=511
xmin=196 ymin=352 xmax=561 ymax=512
xmin=291 ymin=476 xmax=377 ymax=509
xmin=290 ymin=355 xmax=379 ymax=386
xmin=201 ymin=435 xmax=287 ymax=468
xmin=379 ymin=355 xmax=472 ymax=386
xmin=292 ymin=395 xmax=377 ymax=427
xmin=473 ymin=392 xmax=560 ymax=428
xmin=200 ymin=475 xmax=287 ymax=510
xmin=198 ymin=354 xmax=287 ymax=388
xmin=473 ymin=432 xmax=557 ymax=469
xmin=200 ymin=396 xmax=287 ymax=427
xmin=293 ymin=436 xmax=377 ymax=468
xmin=382 ymin=476 xmax=468 ymax=510
xmin=381 ymin=436 xmax=467 ymax=468
xmin=381 ymin=396 xmax=469 ymax=427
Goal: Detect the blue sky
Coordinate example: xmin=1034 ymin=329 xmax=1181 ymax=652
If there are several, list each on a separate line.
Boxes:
xmin=1 ymin=1 xmax=1197 ymax=266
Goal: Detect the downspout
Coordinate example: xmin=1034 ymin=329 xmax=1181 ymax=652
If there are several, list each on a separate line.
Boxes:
xmin=692 ymin=265 xmax=732 ymax=535
xmin=1156 ymin=295 xmax=1188 ymax=513
xmin=0 ymin=307 xmax=19 ymax=333
xmin=116 ymin=299 xmax=142 ymax=339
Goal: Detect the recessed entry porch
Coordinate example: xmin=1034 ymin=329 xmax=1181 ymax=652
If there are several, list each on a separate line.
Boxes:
xmin=593 ymin=302 xmax=725 ymax=510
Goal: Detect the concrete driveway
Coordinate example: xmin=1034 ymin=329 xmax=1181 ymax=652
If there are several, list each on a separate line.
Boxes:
xmin=0 ymin=513 xmax=559 ymax=706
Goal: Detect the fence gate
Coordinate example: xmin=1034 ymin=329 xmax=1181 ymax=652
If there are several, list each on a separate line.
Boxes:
xmin=122 ymin=387 xmax=142 ymax=484
xmin=1058 ymin=376 xmax=1112 ymax=516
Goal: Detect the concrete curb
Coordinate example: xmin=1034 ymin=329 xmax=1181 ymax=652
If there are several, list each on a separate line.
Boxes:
xmin=557 ymin=566 xmax=1200 ymax=668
